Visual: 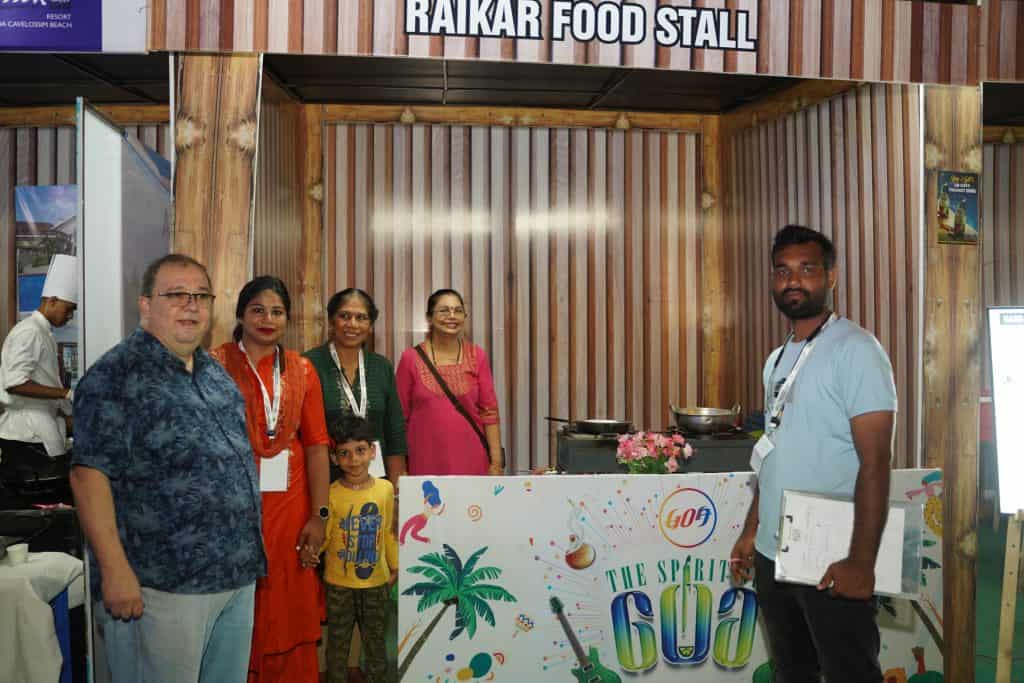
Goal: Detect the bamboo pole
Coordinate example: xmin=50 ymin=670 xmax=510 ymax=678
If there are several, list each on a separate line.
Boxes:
xmin=921 ymin=84 xmax=982 ymax=682
xmin=172 ymin=54 xmax=262 ymax=347
xmin=700 ymin=115 xmax=733 ymax=407
xmin=298 ymin=104 xmax=325 ymax=352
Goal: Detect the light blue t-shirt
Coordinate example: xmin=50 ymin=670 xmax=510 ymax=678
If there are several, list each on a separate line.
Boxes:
xmin=755 ymin=317 xmax=897 ymax=560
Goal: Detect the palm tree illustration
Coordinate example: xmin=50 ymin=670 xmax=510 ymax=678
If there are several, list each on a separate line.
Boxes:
xmin=398 ymin=544 xmax=517 ymax=680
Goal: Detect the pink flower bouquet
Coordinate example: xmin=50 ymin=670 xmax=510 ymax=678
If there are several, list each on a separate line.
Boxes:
xmin=616 ymin=431 xmax=694 ymax=474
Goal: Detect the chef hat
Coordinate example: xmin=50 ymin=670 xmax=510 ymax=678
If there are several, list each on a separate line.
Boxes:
xmin=41 ymin=254 xmax=79 ymax=304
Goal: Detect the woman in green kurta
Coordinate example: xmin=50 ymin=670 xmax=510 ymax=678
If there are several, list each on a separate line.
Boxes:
xmin=304 ymin=288 xmax=408 ymax=486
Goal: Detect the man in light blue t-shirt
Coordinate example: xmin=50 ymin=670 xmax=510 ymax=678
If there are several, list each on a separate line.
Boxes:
xmin=730 ymin=225 xmax=897 ymax=683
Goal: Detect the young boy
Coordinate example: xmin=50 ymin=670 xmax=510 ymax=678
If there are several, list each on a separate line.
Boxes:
xmin=322 ymin=416 xmax=398 ymax=683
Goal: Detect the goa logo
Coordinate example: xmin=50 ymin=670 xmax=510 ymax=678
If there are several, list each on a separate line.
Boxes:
xmin=658 ymin=487 xmax=717 ymax=548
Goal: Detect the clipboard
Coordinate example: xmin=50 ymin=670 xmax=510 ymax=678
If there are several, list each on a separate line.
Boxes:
xmin=775 ymin=490 xmax=924 ymax=599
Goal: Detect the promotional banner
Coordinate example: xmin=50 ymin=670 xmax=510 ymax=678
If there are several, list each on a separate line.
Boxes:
xmin=0 ymin=0 xmax=145 ymax=51
xmin=0 ymin=0 xmax=101 ymax=51
xmin=15 ymin=184 xmax=80 ymax=384
xmin=398 ymin=470 xmax=944 ymax=682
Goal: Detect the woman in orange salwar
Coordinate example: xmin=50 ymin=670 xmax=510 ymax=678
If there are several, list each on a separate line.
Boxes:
xmin=212 ymin=276 xmax=331 ymax=683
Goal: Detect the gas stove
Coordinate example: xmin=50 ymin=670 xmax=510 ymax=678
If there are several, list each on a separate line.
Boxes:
xmin=554 ymin=425 xmax=623 ymax=473
xmin=664 ymin=425 xmax=751 ymax=440
xmin=665 ymin=427 xmax=756 ymax=473
xmin=554 ymin=424 xmax=755 ymax=474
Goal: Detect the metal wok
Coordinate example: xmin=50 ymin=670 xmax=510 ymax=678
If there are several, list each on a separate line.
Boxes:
xmin=545 ymin=416 xmax=633 ymax=435
xmin=669 ymin=404 xmax=741 ymax=435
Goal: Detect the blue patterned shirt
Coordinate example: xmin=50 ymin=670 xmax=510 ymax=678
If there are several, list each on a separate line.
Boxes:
xmin=72 ymin=328 xmax=266 ymax=594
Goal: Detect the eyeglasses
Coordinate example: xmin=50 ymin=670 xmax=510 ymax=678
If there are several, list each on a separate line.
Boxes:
xmin=156 ymin=290 xmax=216 ymax=307
xmin=433 ymin=307 xmax=466 ymax=318
xmin=335 ymin=311 xmax=371 ymax=324
xmin=771 ymin=265 xmax=825 ymax=281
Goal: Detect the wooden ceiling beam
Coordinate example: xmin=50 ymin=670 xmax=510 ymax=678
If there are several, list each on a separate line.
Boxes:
xmin=318 ymin=103 xmax=707 ymax=132
xmin=721 ymin=79 xmax=860 ymax=136
xmin=983 ymin=126 xmax=1024 ymax=144
xmin=0 ymin=104 xmax=169 ymax=128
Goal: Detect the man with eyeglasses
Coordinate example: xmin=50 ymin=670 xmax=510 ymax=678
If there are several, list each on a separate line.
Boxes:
xmin=70 ymin=253 xmax=266 ymax=683
xmin=729 ymin=225 xmax=896 ymax=683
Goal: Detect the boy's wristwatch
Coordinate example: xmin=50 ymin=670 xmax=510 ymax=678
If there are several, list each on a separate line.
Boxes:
xmin=317 ymin=506 xmax=329 ymax=521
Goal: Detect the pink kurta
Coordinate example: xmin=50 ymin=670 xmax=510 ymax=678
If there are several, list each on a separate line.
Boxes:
xmin=396 ymin=342 xmax=499 ymax=475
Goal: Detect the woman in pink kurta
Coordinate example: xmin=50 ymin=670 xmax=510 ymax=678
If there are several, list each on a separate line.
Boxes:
xmin=396 ymin=289 xmax=503 ymax=475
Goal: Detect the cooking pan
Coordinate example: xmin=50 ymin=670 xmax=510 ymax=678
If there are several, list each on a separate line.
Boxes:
xmin=670 ymin=404 xmax=741 ymax=435
xmin=545 ymin=416 xmax=633 ymax=435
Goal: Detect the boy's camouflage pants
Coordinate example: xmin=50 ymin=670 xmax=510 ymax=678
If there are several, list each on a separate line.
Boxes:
xmin=325 ymin=583 xmax=393 ymax=683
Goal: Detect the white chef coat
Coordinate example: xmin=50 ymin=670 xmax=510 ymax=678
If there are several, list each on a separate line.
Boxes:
xmin=0 ymin=311 xmax=70 ymax=457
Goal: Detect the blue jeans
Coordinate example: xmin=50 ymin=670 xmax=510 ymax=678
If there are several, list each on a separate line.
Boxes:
xmin=94 ymin=583 xmax=255 ymax=683
xmin=755 ymin=553 xmax=882 ymax=683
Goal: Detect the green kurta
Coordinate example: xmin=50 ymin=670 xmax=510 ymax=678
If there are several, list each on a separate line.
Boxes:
xmin=304 ymin=343 xmax=408 ymax=458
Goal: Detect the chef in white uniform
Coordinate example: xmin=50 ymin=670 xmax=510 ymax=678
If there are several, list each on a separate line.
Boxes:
xmin=0 ymin=254 xmax=78 ymax=480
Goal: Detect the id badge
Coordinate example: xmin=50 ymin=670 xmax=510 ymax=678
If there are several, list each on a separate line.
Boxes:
xmin=260 ymin=448 xmax=290 ymax=492
xmin=750 ymin=435 xmax=774 ymax=474
xmin=368 ymin=440 xmax=386 ymax=478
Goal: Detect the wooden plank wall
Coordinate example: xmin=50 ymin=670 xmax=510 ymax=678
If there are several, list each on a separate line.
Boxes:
xmin=324 ymin=123 xmax=703 ymax=472
xmin=729 ymin=83 xmax=922 ymax=469
xmin=252 ymin=77 xmax=306 ymax=350
xmin=983 ymin=0 xmax=1024 ymax=82
xmin=981 ymin=141 xmax=1024 ymax=391
xmin=0 ymin=124 xmax=171 ymax=340
xmin=150 ymin=0 xmax=979 ymax=85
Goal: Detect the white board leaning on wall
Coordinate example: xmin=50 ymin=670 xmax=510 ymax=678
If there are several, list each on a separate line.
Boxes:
xmin=988 ymin=306 xmax=1024 ymax=515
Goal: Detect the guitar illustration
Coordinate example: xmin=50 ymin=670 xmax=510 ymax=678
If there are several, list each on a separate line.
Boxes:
xmin=549 ymin=596 xmax=621 ymax=683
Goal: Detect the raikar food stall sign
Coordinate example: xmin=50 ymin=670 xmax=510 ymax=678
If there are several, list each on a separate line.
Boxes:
xmin=397 ymin=471 xmax=944 ymax=682
xmin=405 ymin=0 xmax=757 ymax=51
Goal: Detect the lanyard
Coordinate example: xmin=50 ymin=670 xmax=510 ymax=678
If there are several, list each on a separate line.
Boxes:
xmin=239 ymin=341 xmax=282 ymax=437
xmin=766 ymin=313 xmax=836 ymax=432
xmin=329 ymin=343 xmax=368 ymax=419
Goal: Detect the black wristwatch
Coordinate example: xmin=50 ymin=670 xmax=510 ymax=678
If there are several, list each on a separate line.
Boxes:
xmin=317 ymin=506 xmax=329 ymax=521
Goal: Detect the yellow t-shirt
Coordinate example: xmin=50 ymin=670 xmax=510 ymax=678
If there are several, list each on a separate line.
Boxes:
xmin=322 ymin=478 xmax=398 ymax=589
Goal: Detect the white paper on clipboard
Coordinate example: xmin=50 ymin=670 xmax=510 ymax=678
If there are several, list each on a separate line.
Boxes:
xmin=775 ymin=490 xmax=909 ymax=597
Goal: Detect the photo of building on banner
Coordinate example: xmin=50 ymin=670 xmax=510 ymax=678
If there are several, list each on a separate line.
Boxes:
xmin=397 ymin=472 xmax=944 ymax=682
xmin=15 ymin=184 xmax=79 ymax=385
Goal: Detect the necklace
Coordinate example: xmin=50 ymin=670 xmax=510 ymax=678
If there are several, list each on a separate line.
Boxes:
xmin=429 ymin=338 xmax=462 ymax=366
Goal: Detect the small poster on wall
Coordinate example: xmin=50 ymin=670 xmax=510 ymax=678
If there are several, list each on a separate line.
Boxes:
xmin=936 ymin=170 xmax=979 ymax=245
xmin=15 ymin=184 xmax=79 ymax=383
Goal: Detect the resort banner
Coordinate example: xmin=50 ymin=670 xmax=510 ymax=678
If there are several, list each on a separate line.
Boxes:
xmin=398 ymin=470 xmax=944 ymax=682
xmin=0 ymin=0 xmax=101 ymax=51
xmin=0 ymin=0 xmax=145 ymax=52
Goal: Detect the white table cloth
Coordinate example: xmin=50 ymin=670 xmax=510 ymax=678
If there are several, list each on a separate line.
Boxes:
xmin=0 ymin=552 xmax=84 ymax=683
